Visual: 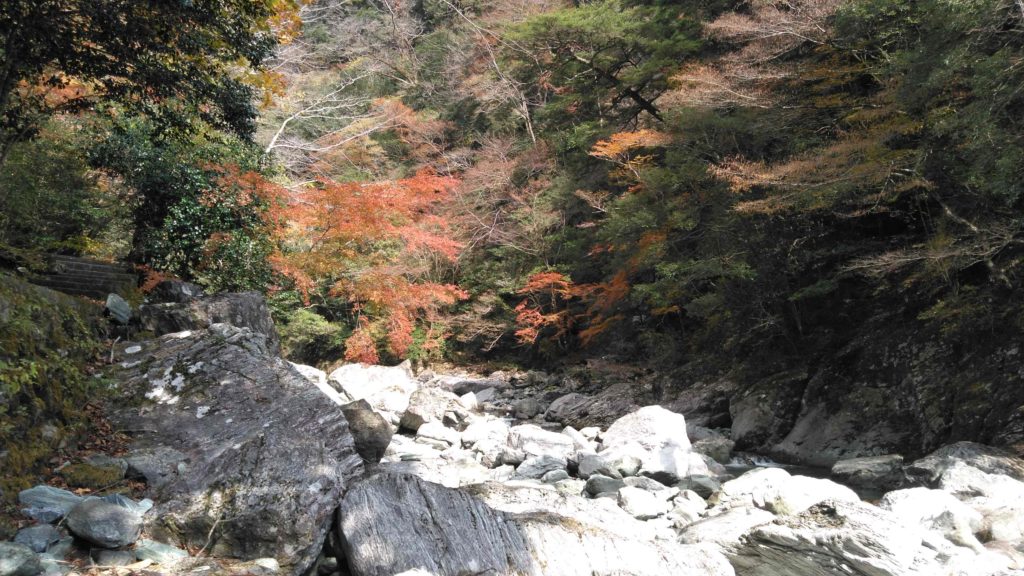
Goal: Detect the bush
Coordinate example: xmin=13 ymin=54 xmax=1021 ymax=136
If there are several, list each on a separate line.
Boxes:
xmin=277 ymin=308 xmax=351 ymax=367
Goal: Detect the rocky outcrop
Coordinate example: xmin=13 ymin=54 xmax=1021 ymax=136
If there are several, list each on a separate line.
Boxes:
xmin=341 ymin=399 xmax=393 ymax=464
xmin=0 ymin=542 xmax=42 ymax=576
xmin=339 ymin=472 xmax=735 ymax=576
xmin=108 ymin=323 xmax=363 ymax=574
xmin=139 ymin=291 xmax=281 ymax=354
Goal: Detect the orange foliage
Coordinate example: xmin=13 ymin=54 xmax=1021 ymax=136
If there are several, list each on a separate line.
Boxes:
xmin=589 ymin=130 xmax=672 ymax=185
xmin=513 ymin=271 xmax=576 ymax=345
xmin=344 ymin=318 xmax=380 ymax=364
xmin=513 ymin=268 xmax=638 ymax=348
xmin=136 ymin=264 xmax=176 ymax=294
xmin=274 ymin=168 xmax=467 ymax=362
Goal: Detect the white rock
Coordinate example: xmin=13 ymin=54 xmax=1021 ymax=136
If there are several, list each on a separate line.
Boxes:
xmin=328 ymin=362 xmax=419 ymax=414
xmin=671 ymin=491 xmax=709 ymax=529
xmin=580 ymin=426 xmax=601 ymax=440
xmin=618 ymin=486 xmax=671 ymax=520
xmin=417 ymin=421 xmax=461 ymax=447
xmin=594 ymin=442 xmax=644 ymax=477
xmin=290 ymin=362 xmax=345 ymax=406
xmin=879 ymin=487 xmax=984 ymax=552
xmin=561 ymin=426 xmax=596 ymax=452
xmin=508 ymin=424 xmax=575 ymax=460
xmin=938 ymin=461 xmax=1024 ymax=501
xmin=678 ymin=506 xmax=776 ymax=548
xmin=601 ymin=406 xmax=696 ymax=483
xmin=710 ymin=468 xmax=858 ymax=515
xmin=601 ymin=405 xmax=691 ymax=454
xmin=729 ymin=500 xmax=943 ymax=576
xmin=458 ymin=392 xmax=478 ymax=411
xmin=462 ymin=418 xmax=510 ymax=447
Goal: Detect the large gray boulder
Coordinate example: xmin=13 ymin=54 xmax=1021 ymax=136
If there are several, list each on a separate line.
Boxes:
xmin=831 ymin=454 xmax=905 ymax=490
xmin=544 ymin=393 xmax=591 ymax=424
xmin=147 ymin=280 xmax=205 ymax=304
xmin=18 ymin=485 xmax=85 ymax=523
xmin=538 ymin=382 xmax=640 ymax=429
xmin=400 ymin=386 xmax=466 ymax=432
xmin=65 ymin=499 xmax=142 ymax=548
xmin=139 ymin=291 xmax=280 ymax=355
xmin=339 ymin=473 xmax=735 ymax=576
xmin=342 ymin=399 xmax=393 ymax=464
xmin=109 ymin=324 xmax=364 ymax=575
xmin=13 ymin=524 xmax=61 ymax=553
xmin=600 ymin=406 xmax=695 ymax=483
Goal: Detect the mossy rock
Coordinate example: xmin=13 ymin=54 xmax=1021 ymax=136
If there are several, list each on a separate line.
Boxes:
xmin=0 ymin=272 xmax=105 ymax=497
xmin=60 ymin=462 xmax=125 ymax=489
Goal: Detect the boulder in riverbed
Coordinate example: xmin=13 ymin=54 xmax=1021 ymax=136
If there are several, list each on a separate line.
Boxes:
xmin=831 ymin=454 xmax=904 ymax=489
xmin=342 ymin=399 xmax=393 ymax=464
xmin=65 ymin=498 xmax=142 ymax=549
xmin=728 ymin=500 xmax=944 ymax=576
xmin=328 ymin=361 xmax=419 ymax=418
xmin=0 ymin=542 xmax=43 ymax=576
xmin=109 ymin=324 xmax=364 ymax=574
xmin=138 ymin=291 xmax=280 ymax=355
xmin=339 ymin=473 xmax=735 ymax=576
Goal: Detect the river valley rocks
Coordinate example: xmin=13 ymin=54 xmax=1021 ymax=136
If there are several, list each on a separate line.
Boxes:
xmin=340 ymin=472 xmax=734 ymax=576
xmin=7 ymin=288 xmax=1024 ymax=576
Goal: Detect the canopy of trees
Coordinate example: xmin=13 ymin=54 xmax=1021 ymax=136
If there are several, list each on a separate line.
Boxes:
xmin=4 ymin=0 xmax=1023 ymax=370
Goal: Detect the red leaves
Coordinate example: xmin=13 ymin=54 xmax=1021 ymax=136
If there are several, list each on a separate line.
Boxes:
xmin=513 ymin=269 xmax=636 ymax=348
xmin=272 ymin=168 xmax=467 ymax=362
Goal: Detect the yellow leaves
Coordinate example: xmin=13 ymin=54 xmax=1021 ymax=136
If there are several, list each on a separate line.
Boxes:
xmin=589 ymin=130 xmax=672 ymax=188
xmin=589 ymin=130 xmax=672 ymax=162
xmin=269 ymin=0 xmax=312 ymax=45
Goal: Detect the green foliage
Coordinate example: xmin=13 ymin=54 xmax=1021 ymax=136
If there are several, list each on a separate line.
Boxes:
xmin=836 ymin=0 xmax=1024 ymax=207
xmin=0 ymin=119 xmax=131 ymax=257
xmin=506 ymin=0 xmax=701 ymax=130
xmin=0 ymin=0 xmax=280 ymax=158
xmin=276 ymin=307 xmax=351 ymax=367
xmin=90 ymin=116 xmax=275 ymax=291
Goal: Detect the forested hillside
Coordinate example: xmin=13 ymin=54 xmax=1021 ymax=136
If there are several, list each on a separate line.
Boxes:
xmin=250 ymin=0 xmax=1024 ymax=371
xmin=3 ymin=0 xmax=1024 ymax=457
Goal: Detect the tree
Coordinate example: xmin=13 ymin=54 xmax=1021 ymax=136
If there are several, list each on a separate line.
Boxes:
xmin=273 ymin=168 xmax=467 ymax=363
xmin=506 ymin=0 xmax=702 ymax=131
xmin=0 ymin=0 xmax=292 ymax=166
